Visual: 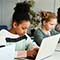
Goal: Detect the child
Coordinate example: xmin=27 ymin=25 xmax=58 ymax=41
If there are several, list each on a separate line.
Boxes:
xmin=0 ymin=2 xmax=38 ymax=59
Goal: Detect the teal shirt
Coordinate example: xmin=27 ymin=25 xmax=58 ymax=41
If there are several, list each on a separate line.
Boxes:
xmin=34 ymin=28 xmax=59 ymax=46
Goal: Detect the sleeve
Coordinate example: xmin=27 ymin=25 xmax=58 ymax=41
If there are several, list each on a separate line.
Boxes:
xmin=0 ymin=32 xmax=6 ymax=46
xmin=25 ymin=34 xmax=38 ymax=50
xmin=34 ymin=29 xmax=44 ymax=46
xmin=51 ymin=29 xmax=59 ymax=35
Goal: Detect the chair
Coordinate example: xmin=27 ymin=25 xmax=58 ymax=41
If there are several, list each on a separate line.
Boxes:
xmin=0 ymin=25 xmax=8 ymax=30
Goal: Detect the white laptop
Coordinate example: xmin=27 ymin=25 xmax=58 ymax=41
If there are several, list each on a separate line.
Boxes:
xmin=35 ymin=34 xmax=60 ymax=60
xmin=55 ymin=43 xmax=60 ymax=51
xmin=0 ymin=44 xmax=15 ymax=60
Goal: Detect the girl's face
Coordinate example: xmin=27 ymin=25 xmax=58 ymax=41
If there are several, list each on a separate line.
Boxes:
xmin=43 ymin=18 xmax=57 ymax=31
xmin=13 ymin=21 xmax=30 ymax=36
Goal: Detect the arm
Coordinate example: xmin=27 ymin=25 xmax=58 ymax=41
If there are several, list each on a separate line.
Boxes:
xmin=15 ymin=48 xmax=39 ymax=59
xmin=15 ymin=50 xmax=27 ymax=58
xmin=15 ymin=34 xmax=39 ymax=58
xmin=34 ymin=29 xmax=44 ymax=46
xmin=25 ymin=33 xmax=38 ymax=49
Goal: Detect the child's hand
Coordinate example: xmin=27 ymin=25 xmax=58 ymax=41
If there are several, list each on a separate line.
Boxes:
xmin=27 ymin=48 xmax=39 ymax=59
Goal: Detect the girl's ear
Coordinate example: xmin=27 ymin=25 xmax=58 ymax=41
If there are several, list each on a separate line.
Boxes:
xmin=12 ymin=22 xmax=17 ymax=28
xmin=43 ymin=21 xmax=46 ymax=25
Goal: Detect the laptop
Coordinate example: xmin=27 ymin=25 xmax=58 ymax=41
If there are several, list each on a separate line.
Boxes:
xmin=0 ymin=44 xmax=15 ymax=60
xmin=55 ymin=43 xmax=60 ymax=51
xmin=35 ymin=34 xmax=60 ymax=60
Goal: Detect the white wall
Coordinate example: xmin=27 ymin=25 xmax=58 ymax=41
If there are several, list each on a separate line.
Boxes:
xmin=0 ymin=0 xmax=60 ymax=28
xmin=55 ymin=0 xmax=60 ymax=13
xmin=0 ymin=1 xmax=2 ymax=23
xmin=32 ymin=0 xmax=58 ymax=13
xmin=0 ymin=0 xmax=18 ymax=28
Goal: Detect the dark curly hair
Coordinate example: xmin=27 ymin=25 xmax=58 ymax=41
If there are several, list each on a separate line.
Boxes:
xmin=57 ymin=7 xmax=60 ymax=23
xmin=12 ymin=1 xmax=30 ymax=25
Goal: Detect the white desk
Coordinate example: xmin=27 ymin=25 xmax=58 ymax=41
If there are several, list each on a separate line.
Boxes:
xmin=44 ymin=51 xmax=60 ymax=60
xmin=44 ymin=43 xmax=60 ymax=60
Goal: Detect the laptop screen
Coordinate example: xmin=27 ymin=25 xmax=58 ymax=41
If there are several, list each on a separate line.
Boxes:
xmin=35 ymin=34 xmax=60 ymax=60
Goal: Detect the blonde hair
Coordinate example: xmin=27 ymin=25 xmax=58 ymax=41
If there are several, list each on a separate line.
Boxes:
xmin=39 ymin=11 xmax=57 ymax=24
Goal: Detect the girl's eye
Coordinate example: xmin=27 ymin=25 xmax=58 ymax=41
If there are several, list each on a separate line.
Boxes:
xmin=22 ymin=27 xmax=26 ymax=30
xmin=22 ymin=28 xmax=25 ymax=30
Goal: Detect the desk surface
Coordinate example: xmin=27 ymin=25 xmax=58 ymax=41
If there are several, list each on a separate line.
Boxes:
xmin=42 ymin=43 xmax=60 ymax=60
xmin=43 ymin=51 xmax=60 ymax=60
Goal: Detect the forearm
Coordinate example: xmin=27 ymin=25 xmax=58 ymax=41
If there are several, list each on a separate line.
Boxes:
xmin=15 ymin=48 xmax=39 ymax=59
xmin=15 ymin=50 xmax=27 ymax=58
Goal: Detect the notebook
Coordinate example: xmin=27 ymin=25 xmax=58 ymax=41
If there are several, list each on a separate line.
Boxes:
xmin=35 ymin=34 xmax=60 ymax=60
xmin=0 ymin=44 xmax=15 ymax=60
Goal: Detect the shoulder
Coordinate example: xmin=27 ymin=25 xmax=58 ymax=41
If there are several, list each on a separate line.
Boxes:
xmin=0 ymin=29 xmax=8 ymax=35
xmin=34 ymin=28 xmax=46 ymax=39
xmin=0 ymin=29 xmax=19 ymax=38
xmin=34 ymin=28 xmax=43 ymax=35
xmin=0 ymin=29 xmax=7 ymax=45
xmin=51 ymin=29 xmax=59 ymax=35
xmin=0 ymin=29 xmax=7 ymax=32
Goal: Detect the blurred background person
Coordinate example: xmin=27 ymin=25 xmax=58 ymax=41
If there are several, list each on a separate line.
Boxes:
xmin=34 ymin=11 xmax=59 ymax=46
